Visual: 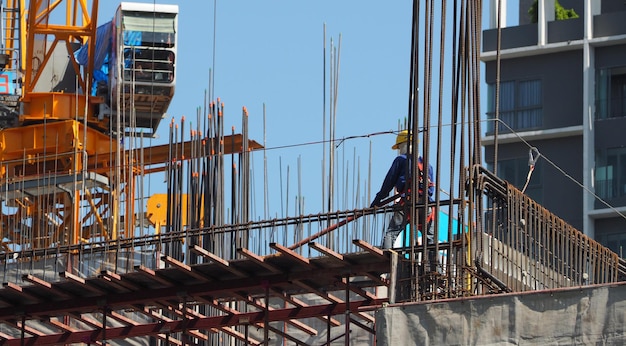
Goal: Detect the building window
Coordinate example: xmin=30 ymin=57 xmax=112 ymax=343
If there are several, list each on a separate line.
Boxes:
xmin=488 ymin=157 xmax=543 ymax=203
xmin=602 ymin=232 xmax=626 ymax=258
xmin=595 ymin=147 xmax=626 ymax=200
xmin=486 ymin=79 xmax=543 ymax=134
xmin=596 ymin=67 xmax=626 ymax=120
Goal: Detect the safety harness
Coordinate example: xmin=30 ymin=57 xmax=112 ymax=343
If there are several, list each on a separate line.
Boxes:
xmin=400 ymin=161 xmax=436 ymax=229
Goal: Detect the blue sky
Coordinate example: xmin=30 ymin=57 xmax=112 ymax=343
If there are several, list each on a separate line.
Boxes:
xmin=96 ymin=1 xmax=467 ymax=220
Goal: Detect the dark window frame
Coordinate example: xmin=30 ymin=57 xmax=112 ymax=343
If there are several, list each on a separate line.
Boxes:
xmin=486 ymin=79 xmax=543 ymax=133
xmin=595 ymin=147 xmax=626 ymax=200
xmin=596 ymin=67 xmax=626 ymax=120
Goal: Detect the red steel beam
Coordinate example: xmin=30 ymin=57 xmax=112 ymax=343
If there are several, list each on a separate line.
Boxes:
xmin=2 ymin=298 xmax=385 ymax=345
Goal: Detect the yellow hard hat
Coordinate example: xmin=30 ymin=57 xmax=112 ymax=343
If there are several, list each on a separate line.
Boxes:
xmin=391 ymin=130 xmax=412 ymax=149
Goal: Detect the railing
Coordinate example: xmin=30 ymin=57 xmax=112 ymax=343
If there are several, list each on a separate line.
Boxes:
xmin=473 ymin=165 xmax=626 ymax=293
xmin=0 ymin=207 xmax=396 ymax=284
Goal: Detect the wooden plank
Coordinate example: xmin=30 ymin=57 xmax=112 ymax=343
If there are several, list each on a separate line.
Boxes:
xmin=352 ymin=239 xmax=386 ymax=259
xmin=60 ymin=271 xmax=107 ymax=295
xmin=309 ymin=242 xmax=344 ymax=262
xmin=99 ymin=270 xmax=142 ymax=291
xmin=97 ymin=275 xmax=133 ymax=293
xmin=134 ymin=265 xmax=177 ymax=287
xmin=192 ymin=245 xmax=247 ymax=277
xmin=270 ymin=242 xmax=311 ymax=267
xmin=237 ymin=247 xmax=282 ymax=274
xmin=22 ymin=274 xmax=72 ymax=299
xmin=162 ymin=255 xmax=211 ymax=282
xmin=3 ymin=282 xmax=41 ymax=302
xmin=389 ymin=250 xmax=398 ymax=304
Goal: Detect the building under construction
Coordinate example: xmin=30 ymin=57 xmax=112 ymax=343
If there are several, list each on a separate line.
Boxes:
xmin=0 ymin=0 xmax=625 ymax=345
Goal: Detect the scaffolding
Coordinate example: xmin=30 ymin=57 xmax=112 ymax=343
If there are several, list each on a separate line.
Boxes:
xmin=0 ymin=0 xmax=625 ymax=345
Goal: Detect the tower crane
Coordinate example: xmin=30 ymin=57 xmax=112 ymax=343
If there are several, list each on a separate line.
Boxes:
xmin=0 ymin=0 xmax=183 ymax=256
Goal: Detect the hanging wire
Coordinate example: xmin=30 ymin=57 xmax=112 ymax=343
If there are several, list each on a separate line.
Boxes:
xmin=492 ymin=118 xmax=626 ymax=222
xmin=521 ymin=147 xmax=540 ymax=194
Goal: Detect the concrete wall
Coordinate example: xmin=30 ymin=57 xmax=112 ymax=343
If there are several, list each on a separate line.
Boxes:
xmin=376 ymin=282 xmax=626 ymax=345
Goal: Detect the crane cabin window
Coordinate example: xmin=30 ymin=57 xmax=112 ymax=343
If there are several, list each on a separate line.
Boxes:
xmin=122 ymin=11 xmax=176 ymax=48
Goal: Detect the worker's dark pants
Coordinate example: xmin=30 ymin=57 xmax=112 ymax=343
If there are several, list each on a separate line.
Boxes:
xmin=381 ymin=207 xmax=438 ymax=273
xmin=381 ymin=208 xmax=435 ymax=249
xmin=382 ymin=211 xmax=406 ymax=249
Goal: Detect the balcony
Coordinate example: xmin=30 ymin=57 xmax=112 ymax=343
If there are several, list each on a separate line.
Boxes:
xmin=484 ymin=10 xmax=626 ymax=54
xmin=483 ymin=24 xmax=538 ymax=52
xmin=594 ymin=11 xmax=626 ymax=38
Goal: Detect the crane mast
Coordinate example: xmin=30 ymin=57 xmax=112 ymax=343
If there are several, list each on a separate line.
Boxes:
xmin=0 ymin=1 xmax=178 ymax=257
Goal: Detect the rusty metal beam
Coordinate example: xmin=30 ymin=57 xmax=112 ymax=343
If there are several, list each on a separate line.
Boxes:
xmin=349 ymin=318 xmax=375 ymax=334
xmin=108 ymin=311 xmax=139 ymax=326
xmin=233 ymin=291 xmax=317 ymax=336
xmin=5 ymin=319 xmax=45 ymax=336
xmin=337 ymin=278 xmax=378 ymax=301
xmin=271 ymin=288 xmax=341 ymax=327
xmin=135 ymin=135 xmax=263 ymax=170
xmin=212 ymin=325 xmax=261 ymax=345
xmin=1 ymin=261 xmax=387 ymax=319
xmin=294 ymin=280 xmax=375 ymax=324
xmin=48 ymin=318 xmax=77 ymax=333
xmin=69 ymin=313 xmax=102 ymax=329
xmin=198 ymin=296 xmax=319 ymax=344
xmin=2 ymin=299 xmax=384 ymax=346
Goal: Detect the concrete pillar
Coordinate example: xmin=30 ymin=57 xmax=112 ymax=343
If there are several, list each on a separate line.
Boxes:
xmin=582 ymin=0 xmax=597 ymax=239
xmin=538 ymin=0 xmax=555 ymax=46
xmin=489 ymin=0 xmax=507 ymax=29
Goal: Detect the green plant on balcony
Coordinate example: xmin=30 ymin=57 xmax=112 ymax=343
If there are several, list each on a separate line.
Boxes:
xmin=528 ymin=0 xmax=579 ymax=23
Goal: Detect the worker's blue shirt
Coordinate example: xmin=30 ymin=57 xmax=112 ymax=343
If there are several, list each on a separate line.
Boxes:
xmin=371 ymin=154 xmax=434 ymax=206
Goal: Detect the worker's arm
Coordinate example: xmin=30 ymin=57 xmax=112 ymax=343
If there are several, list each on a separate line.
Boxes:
xmin=427 ymin=164 xmax=435 ymax=200
xmin=371 ymin=156 xmax=405 ymax=207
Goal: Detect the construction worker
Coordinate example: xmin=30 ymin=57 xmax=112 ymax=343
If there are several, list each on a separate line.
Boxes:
xmin=370 ymin=129 xmax=435 ymax=249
